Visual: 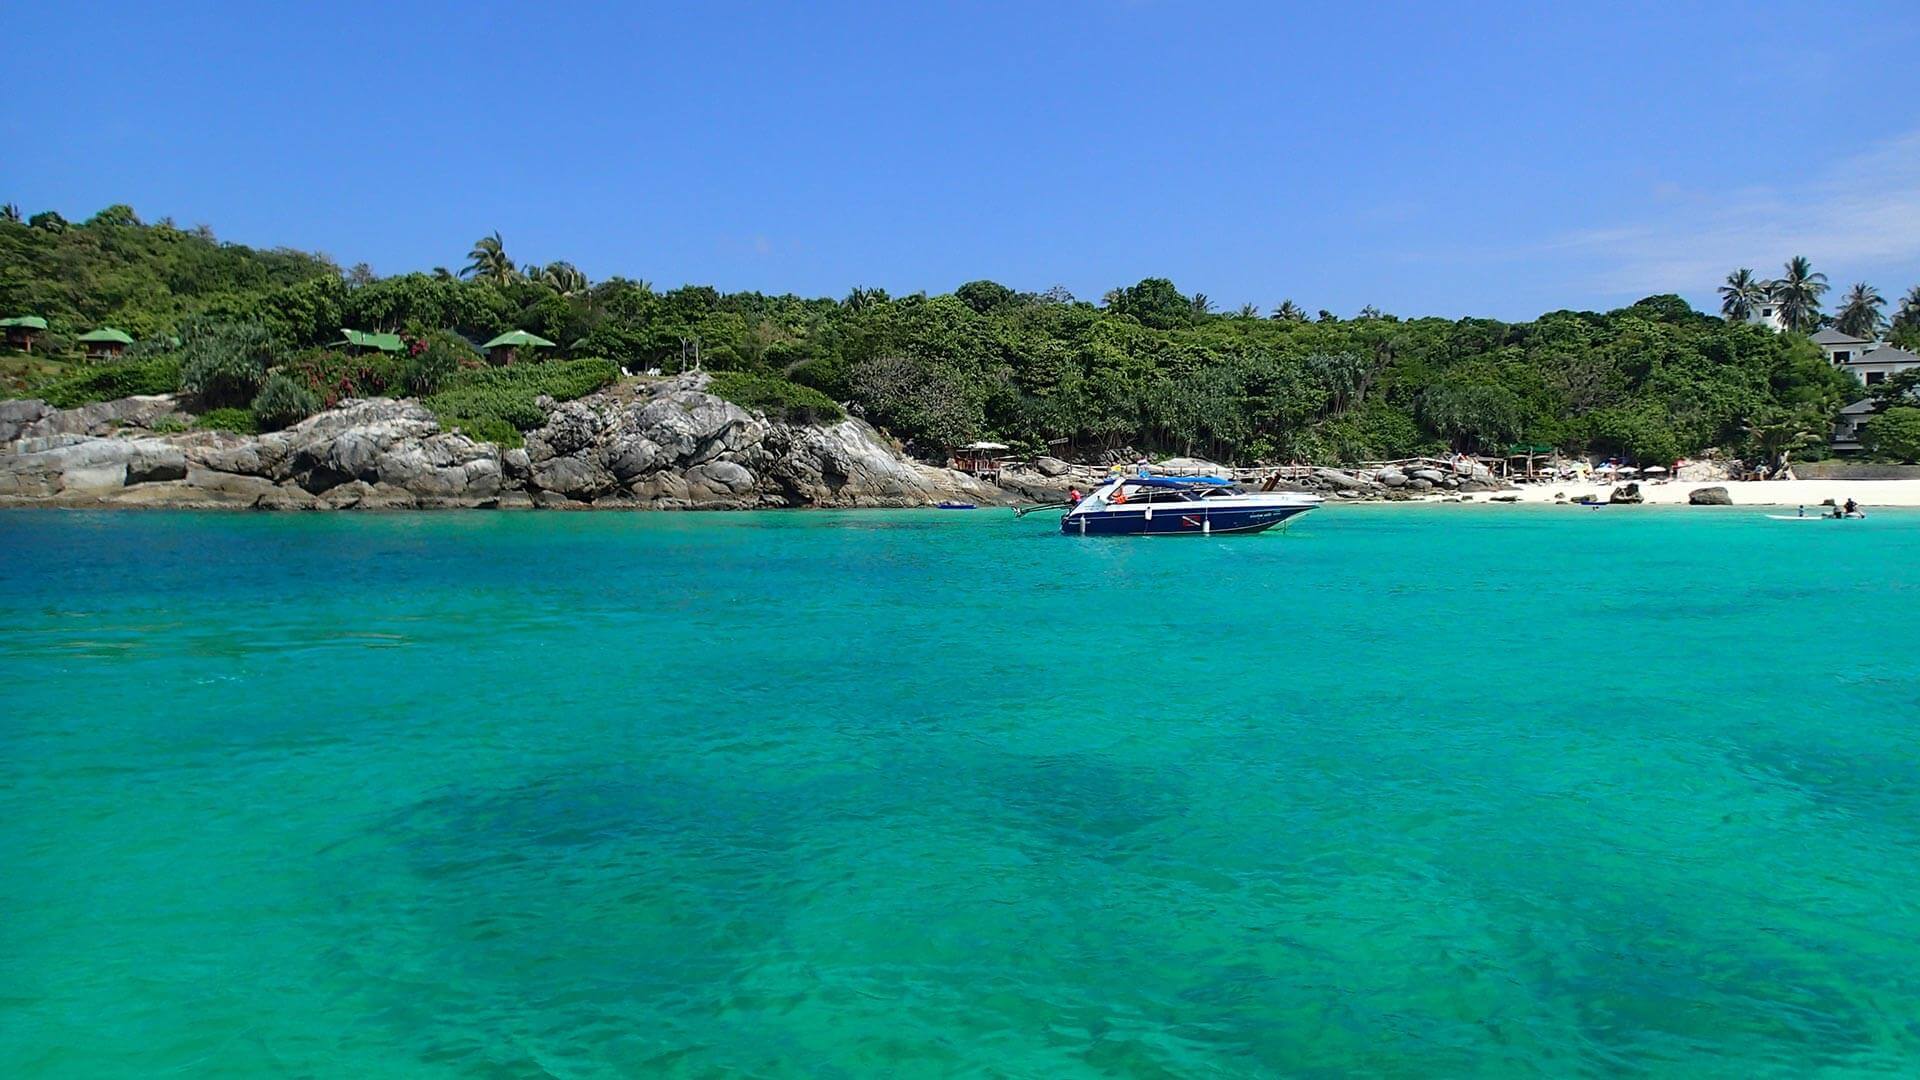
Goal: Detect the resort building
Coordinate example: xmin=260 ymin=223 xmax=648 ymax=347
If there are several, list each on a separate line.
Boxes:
xmin=1 ymin=315 xmax=48 ymax=352
xmin=1824 ymin=338 xmax=1920 ymax=451
xmin=1809 ymin=328 xmax=1920 ymax=387
xmin=335 ymin=329 xmax=404 ymax=355
xmin=481 ymin=329 xmax=555 ymax=365
xmin=1746 ymin=305 xmax=1788 ymax=332
xmin=952 ymin=441 xmax=1009 ymax=480
xmin=77 ymin=328 xmax=133 ymax=360
xmin=1832 ymin=397 xmax=1880 ymax=453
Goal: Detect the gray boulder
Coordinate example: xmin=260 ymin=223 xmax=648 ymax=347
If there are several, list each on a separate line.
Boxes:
xmin=531 ymin=455 xmax=615 ymax=500
xmin=1609 ymin=482 xmax=1644 ymax=505
xmin=1688 ymin=486 xmax=1732 ymax=506
xmin=1313 ymin=467 xmax=1369 ymax=491
xmin=1034 ymin=455 xmax=1071 ymax=477
xmin=1377 ymin=469 xmax=1407 ymax=487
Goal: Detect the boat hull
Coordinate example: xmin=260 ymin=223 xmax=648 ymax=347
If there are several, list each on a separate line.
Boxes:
xmin=1060 ymin=503 xmax=1314 ymax=536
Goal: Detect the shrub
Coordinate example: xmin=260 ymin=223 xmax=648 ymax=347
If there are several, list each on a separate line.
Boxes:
xmin=193 ymin=407 xmax=260 ymax=434
xmin=707 ymin=371 xmax=845 ymax=424
xmin=39 ymin=356 xmax=184 ymax=407
xmin=179 ymin=321 xmax=274 ymax=406
xmin=251 ymin=371 xmax=321 ymax=430
xmin=281 ymin=347 xmax=402 ymax=407
xmin=423 ymin=358 xmax=618 ymax=444
xmin=402 ymin=330 xmax=473 ymax=396
xmin=1867 ymin=406 xmax=1920 ymax=464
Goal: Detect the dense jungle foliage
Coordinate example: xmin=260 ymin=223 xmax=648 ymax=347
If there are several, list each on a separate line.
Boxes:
xmin=6 ymin=203 xmax=1910 ymax=462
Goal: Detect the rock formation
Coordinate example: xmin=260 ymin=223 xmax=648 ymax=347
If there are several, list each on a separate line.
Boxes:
xmin=0 ymin=375 xmax=998 ymax=511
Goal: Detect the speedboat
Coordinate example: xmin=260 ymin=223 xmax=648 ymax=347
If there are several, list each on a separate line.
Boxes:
xmin=1061 ymin=475 xmax=1321 ymax=536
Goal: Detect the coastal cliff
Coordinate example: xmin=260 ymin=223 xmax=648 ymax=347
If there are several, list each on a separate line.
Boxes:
xmin=0 ymin=375 xmax=1000 ymax=510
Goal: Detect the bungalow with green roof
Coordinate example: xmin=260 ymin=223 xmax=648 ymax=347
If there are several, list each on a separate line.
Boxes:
xmin=334 ymin=329 xmax=405 ymax=355
xmin=77 ymin=327 xmax=134 ymax=361
xmin=1 ymin=316 xmax=49 ymax=353
xmin=481 ymin=329 xmax=555 ymax=366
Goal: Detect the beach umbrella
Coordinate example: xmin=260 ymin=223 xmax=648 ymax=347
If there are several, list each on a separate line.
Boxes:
xmin=1642 ymin=466 xmax=1668 ymax=475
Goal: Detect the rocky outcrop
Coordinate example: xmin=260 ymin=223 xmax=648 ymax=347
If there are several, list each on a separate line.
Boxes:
xmin=1609 ymin=482 xmax=1644 ymax=504
xmin=1688 ymin=486 xmax=1732 ymax=505
xmin=0 ymin=376 xmax=997 ymax=511
xmin=0 ymin=396 xmax=183 ymax=443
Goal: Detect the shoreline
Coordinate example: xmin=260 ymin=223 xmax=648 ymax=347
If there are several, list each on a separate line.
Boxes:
xmin=1408 ymin=478 xmax=1920 ymax=508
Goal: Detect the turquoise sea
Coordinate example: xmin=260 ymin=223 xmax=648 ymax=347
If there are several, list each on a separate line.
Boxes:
xmin=3 ymin=506 xmax=1920 ymax=1077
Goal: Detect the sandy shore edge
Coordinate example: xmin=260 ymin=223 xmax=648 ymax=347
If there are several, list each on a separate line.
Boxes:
xmin=1396 ymin=478 xmax=1920 ymax=508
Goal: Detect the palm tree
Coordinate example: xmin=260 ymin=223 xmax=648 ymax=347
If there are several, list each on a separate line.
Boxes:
xmin=461 ymin=231 xmax=517 ymax=285
xmin=1769 ymin=256 xmax=1828 ymax=332
xmin=1236 ymin=302 xmax=1260 ymax=319
xmin=1189 ymin=293 xmax=1214 ymax=315
xmin=1834 ymin=282 xmax=1887 ymax=339
xmin=1895 ymin=285 xmax=1920 ymax=330
xmin=1270 ymin=299 xmax=1306 ymax=322
xmin=540 ymin=261 xmax=588 ymax=297
xmin=0 ymin=203 xmax=20 ymax=224
xmin=1718 ymin=268 xmax=1768 ymax=322
xmin=843 ymin=286 xmax=887 ymax=312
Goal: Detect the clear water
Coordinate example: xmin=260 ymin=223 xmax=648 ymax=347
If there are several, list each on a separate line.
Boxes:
xmin=3 ymin=507 xmax=1919 ymax=1077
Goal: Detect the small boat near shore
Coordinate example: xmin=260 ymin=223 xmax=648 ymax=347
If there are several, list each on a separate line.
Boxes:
xmin=1060 ymin=475 xmax=1321 ymax=536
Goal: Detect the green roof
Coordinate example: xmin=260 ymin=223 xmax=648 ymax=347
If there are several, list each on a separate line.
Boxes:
xmin=0 ymin=316 xmax=49 ymax=330
xmin=481 ymin=329 xmax=556 ymax=349
xmin=337 ymin=328 xmax=405 ymax=352
xmin=78 ymin=328 xmax=134 ymax=344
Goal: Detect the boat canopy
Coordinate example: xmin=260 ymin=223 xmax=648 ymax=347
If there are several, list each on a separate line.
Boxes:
xmin=1108 ymin=475 xmax=1235 ymax=488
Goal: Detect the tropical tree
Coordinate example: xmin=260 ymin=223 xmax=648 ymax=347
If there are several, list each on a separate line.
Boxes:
xmin=1743 ymin=405 xmax=1822 ymax=466
xmin=1717 ymin=268 xmax=1768 ymax=322
xmin=1236 ymin=302 xmax=1260 ymax=319
xmin=1769 ymin=256 xmax=1828 ymax=332
xmin=461 ymin=231 xmax=517 ymax=285
xmin=1270 ymin=299 xmax=1306 ymax=322
xmin=1866 ymin=407 xmax=1920 ymax=463
xmin=1834 ymin=282 xmax=1886 ymax=339
xmin=842 ymin=286 xmax=887 ymax=311
xmin=1189 ymin=293 xmax=1214 ymax=316
xmin=539 ymin=261 xmax=588 ymax=296
xmin=0 ymin=203 xmax=20 ymax=224
xmin=1895 ymin=285 xmax=1920 ymax=330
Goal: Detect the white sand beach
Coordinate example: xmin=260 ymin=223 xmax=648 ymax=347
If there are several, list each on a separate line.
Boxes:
xmin=1462 ymin=478 xmax=1920 ymax=508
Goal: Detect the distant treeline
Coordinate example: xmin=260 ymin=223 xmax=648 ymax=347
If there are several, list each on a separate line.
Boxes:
xmin=0 ymin=203 xmax=1886 ymax=464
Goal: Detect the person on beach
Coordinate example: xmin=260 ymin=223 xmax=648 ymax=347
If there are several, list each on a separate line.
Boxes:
xmin=1068 ymin=486 xmax=1083 ymax=506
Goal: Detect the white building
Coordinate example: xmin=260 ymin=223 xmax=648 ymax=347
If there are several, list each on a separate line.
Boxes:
xmin=1810 ymin=328 xmax=1920 ymax=388
xmin=1814 ymin=330 xmax=1920 ymax=451
xmin=1747 ymin=304 xmax=1789 ymax=332
xmin=1832 ymin=397 xmax=1879 ymax=453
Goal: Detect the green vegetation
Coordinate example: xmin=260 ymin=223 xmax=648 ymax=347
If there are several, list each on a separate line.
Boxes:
xmin=4 ymin=206 xmax=1913 ymax=464
xmin=707 ymin=371 xmax=843 ymax=423
xmin=39 ymin=355 xmax=183 ymax=408
xmin=178 ymin=321 xmax=272 ymax=406
xmin=250 ymin=371 xmax=321 ymax=430
xmin=1866 ymin=407 xmax=1920 ymax=464
xmin=422 ymin=359 xmax=619 ymax=446
xmin=192 ymin=407 xmax=260 ymax=434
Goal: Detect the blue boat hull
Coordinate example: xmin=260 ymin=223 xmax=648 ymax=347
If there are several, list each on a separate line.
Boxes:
xmin=1061 ymin=503 xmax=1313 ymax=536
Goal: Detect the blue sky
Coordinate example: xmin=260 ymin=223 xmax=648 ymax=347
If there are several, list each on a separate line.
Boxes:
xmin=8 ymin=1 xmax=1920 ymax=320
